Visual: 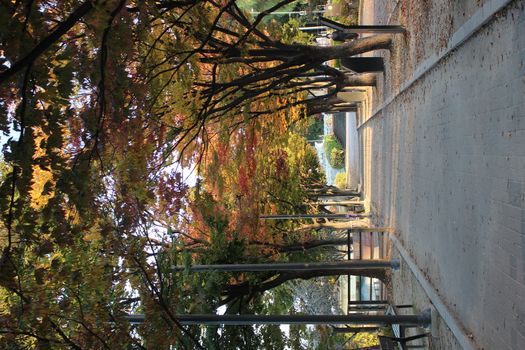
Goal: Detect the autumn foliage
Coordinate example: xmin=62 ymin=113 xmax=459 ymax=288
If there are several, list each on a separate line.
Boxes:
xmin=0 ymin=0 xmax=388 ymax=348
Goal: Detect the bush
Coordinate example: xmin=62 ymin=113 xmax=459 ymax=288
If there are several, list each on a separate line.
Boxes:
xmin=330 ymin=148 xmax=345 ymax=168
xmin=334 ymin=172 xmax=347 ymax=189
xmin=324 ymin=135 xmax=345 ymax=168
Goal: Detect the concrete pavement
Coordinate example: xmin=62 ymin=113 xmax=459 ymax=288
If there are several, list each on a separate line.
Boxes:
xmin=356 ymin=1 xmax=525 ymax=349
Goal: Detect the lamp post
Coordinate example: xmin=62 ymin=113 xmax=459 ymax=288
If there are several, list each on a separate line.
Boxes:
xmin=172 ymin=259 xmax=400 ymax=273
xmin=124 ymin=311 xmax=431 ymax=327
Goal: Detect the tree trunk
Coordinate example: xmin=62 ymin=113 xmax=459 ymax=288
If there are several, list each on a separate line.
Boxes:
xmin=222 ymin=267 xmax=388 ymax=303
xmin=314 ymin=200 xmax=364 ymax=206
xmin=312 ymin=34 xmax=392 ymax=61
xmin=306 ymin=100 xmax=358 ymax=116
xmin=344 ymin=73 xmax=376 ymax=87
xmin=251 ymin=238 xmax=351 ymax=253
xmin=196 ymin=29 xmax=392 ymax=119
xmin=296 ymin=221 xmax=393 ymax=232
xmin=306 ymin=185 xmax=360 ymax=197
xmin=276 ymin=238 xmax=350 ymax=253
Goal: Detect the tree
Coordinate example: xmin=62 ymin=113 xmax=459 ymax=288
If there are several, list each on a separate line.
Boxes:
xmin=0 ymin=0 xmax=204 ymax=347
xmin=164 ymin=1 xmax=392 ymax=141
xmin=307 ymin=185 xmax=361 ymax=198
xmin=0 ymin=1 xmax=390 ymax=348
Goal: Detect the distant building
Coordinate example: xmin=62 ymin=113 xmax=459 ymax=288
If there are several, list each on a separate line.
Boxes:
xmin=332 ymin=112 xmax=346 ymax=148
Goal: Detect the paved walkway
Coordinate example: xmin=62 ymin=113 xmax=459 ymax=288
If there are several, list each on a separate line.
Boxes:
xmin=357 ymin=1 xmax=525 ymax=349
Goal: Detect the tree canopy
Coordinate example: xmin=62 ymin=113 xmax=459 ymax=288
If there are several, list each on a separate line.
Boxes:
xmin=0 ymin=0 xmax=391 ymax=348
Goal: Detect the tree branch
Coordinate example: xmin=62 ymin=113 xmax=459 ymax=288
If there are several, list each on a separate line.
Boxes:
xmin=0 ymin=1 xmax=94 ymax=85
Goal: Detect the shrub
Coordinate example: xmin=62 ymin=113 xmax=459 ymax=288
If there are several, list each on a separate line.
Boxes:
xmin=335 ymin=172 xmax=347 ymax=189
xmin=324 ymin=135 xmax=345 ymax=168
xmin=330 ymin=148 xmax=345 ymax=168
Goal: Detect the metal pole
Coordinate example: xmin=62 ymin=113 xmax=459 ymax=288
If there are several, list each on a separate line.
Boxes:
xmin=332 ymin=326 xmax=381 ymax=334
xmin=347 ymin=229 xmax=351 ymax=310
xmin=259 ymin=213 xmax=367 ymax=220
xmin=172 ymin=259 xmax=399 ymax=272
xmin=348 ymin=305 xmax=388 ymax=311
xmin=359 ymin=231 xmax=363 ymax=301
xmin=310 ymin=190 xmax=361 ymax=197
xmin=250 ymin=10 xmax=324 ymax=16
xmin=380 ymin=232 xmax=384 ymax=299
xmin=348 ymin=300 xmax=389 ymax=305
xmin=315 ymin=200 xmax=364 ymax=206
xmin=369 ymin=232 xmax=374 ymax=300
xmin=124 ymin=311 xmax=431 ymax=326
xmin=348 ymin=227 xmax=393 ymax=233
xmin=299 ymin=26 xmax=327 ymax=31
